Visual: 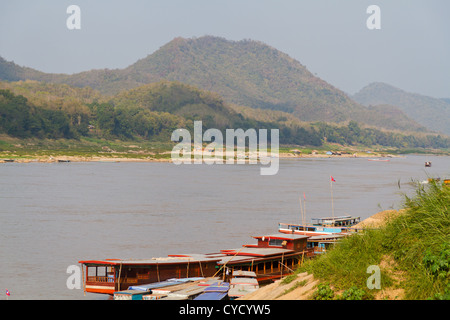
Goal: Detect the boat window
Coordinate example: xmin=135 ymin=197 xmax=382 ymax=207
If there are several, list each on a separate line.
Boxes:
xmin=269 ymin=239 xmax=284 ymax=246
xmin=97 ymin=267 xmax=106 ymax=277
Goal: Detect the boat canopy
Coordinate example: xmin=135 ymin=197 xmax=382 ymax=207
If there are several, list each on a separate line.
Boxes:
xmin=127 ymin=277 xmax=204 ymax=292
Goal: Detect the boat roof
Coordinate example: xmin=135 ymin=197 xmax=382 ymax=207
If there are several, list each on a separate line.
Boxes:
xmin=78 ymin=256 xmax=222 ymax=266
xmin=253 ymin=234 xmax=309 ymax=240
xmin=79 ymin=233 xmax=307 ymax=267
xmin=312 ymin=216 xmax=360 ymax=221
xmin=232 ymin=270 xmax=256 ymax=277
xmin=194 ymin=292 xmax=227 ymax=300
xmin=218 ymin=247 xmax=294 ymax=261
xmin=230 ymin=277 xmax=259 ymax=285
xmin=308 ymin=234 xmax=345 ymax=240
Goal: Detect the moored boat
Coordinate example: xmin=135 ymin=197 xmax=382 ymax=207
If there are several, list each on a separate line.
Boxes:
xmin=79 ymin=232 xmax=311 ymax=297
xmin=278 ymin=215 xmax=360 ymax=237
xmin=228 ymin=270 xmax=259 ymax=299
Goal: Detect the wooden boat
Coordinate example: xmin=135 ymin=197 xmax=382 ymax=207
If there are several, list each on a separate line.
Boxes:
xmin=79 ymin=232 xmax=311 ymax=296
xmin=425 ymin=161 xmax=432 ymax=167
xmin=228 ymin=271 xmax=259 ymax=299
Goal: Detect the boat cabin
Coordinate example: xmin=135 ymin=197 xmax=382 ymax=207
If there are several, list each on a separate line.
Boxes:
xmin=311 ymin=215 xmax=360 ymax=227
xmin=307 ymin=234 xmax=345 ymax=255
xmin=278 ymin=222 xmax=345 ymax=236
xmin=250 ymin=234 xmax=308 ymax=251
xmin=217 ymin=234 xmax=310 ymax=283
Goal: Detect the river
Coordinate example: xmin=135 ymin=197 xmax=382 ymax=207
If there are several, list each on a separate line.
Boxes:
xmin=0 ymin=154 xmax=448 ymax=299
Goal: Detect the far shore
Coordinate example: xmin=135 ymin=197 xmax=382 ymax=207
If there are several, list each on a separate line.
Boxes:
xmin=0 ymin=151 xmax=400 ymax=164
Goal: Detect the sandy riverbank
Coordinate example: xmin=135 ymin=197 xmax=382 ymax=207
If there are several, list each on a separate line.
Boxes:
xmin=0 ymin=151 xmax=395 ymax=163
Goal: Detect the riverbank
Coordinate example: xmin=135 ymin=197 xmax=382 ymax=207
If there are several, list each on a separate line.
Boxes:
xmin=239 ymin=209 xmax=407 ymax=300
xmin=245 ymin=179 xmax=450 ymax=300
xmin=0 ymin=151 xmax=396 ymax=163
xmin=3 ymin=135 xmax=445 ymax=164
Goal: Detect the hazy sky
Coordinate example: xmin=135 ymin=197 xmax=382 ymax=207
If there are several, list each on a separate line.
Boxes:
xmin=0 ymin=0 xmax=449 ymax=98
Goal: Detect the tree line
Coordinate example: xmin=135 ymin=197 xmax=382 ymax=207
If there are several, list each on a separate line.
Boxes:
xmin=1 ymin=89 xmax=449 ymax=149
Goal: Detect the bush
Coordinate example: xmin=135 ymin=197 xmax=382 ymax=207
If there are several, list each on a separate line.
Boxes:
xmin=338 ymin=286 xmax=372 ymax=300
xmin=313 ymin=283 xmax=335 ymax=300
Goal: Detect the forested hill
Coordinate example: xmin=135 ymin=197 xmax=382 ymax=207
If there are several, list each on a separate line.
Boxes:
xmin=353 ymin=82 xmax=450 ymax=136
xmin=1 ymin=80 xmax=450 ymax=150
xmin=0 ymin=36 xmax=426 ymax=133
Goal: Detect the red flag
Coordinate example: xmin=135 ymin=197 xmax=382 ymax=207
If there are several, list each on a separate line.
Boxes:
xmin=6 ymin=289 xmax=10 ymax=296
xmin=303 ymin=192 xmax=306 ymax=200
xmin=331 ymin=176 xmax=336 ymax=182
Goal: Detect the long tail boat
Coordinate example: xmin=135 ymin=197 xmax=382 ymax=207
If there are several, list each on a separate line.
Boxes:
xmin=78 ymin=233 xmax=311 ymax=296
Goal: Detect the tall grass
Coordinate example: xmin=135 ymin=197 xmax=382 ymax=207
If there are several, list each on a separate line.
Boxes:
xmin=382 ymin=181 xmax=449 ymax=299
xmin=299 ymin=181 xmax=450 ymax=300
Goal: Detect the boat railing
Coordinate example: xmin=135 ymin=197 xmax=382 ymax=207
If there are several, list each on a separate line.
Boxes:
xmin=313 ymin=246 xmax=326 ymax=254
xmin=87 ymin=275 xmax=115 ymax=283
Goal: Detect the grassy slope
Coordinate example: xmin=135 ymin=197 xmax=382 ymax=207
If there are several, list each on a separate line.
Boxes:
xmin=296 ymin=181 xmax=450 ymax=300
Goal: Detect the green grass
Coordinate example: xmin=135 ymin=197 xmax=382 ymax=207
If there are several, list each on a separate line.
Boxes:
xmin=0 ymin=136 xmax=177 ymax=159
xmin=297 ymin=180 xmax=450 ymax=300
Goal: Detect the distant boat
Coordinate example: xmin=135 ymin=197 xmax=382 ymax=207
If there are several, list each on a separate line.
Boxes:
xmin=425 ymin=161 xmax=432 ymax=167
xmin=278 ymin=215 xmax=361 ymax=237
xmin=368 ymin=158 xmax=390 ymax=162
xmin=58 ymin=160 xmax=71 ymax=163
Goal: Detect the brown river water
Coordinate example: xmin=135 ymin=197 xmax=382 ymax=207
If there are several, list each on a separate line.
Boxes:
xmin=0 ymin=155 xmax=448 ymax=299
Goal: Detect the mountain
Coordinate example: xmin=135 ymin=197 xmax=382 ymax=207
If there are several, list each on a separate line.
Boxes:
xmin=353 ymin=82 xmax=450 ymax=135
xmin=0 ymin=36 xmax=433 ymax=132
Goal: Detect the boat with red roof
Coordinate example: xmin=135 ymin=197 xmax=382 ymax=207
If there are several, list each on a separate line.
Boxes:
xmin=78 ymin=232 xmax=311 ymax=296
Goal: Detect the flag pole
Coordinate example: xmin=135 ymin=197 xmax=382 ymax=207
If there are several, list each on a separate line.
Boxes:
xmin=303 ymin=193 xmax=306 ymax=226
xmin=330 ymin=176 xmax=335 ymax=219
xmin=299 ymin=196 xmax=304 ymax=227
